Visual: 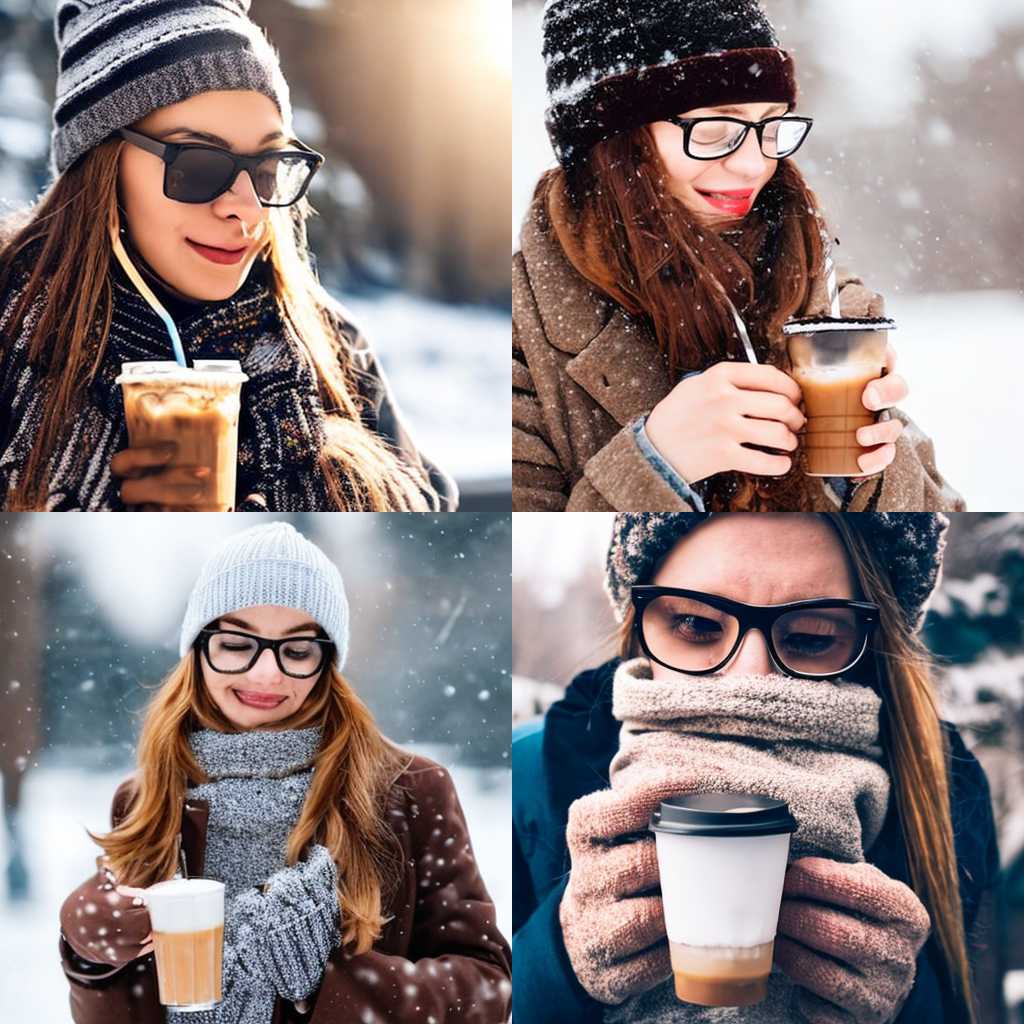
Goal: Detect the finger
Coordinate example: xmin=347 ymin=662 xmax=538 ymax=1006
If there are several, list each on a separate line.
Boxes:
xmin=862 ymin=373 xmax=908 ymax=412
xmin=777 ymin=899 xmax=895 ymax=971
xmin=774 ymin=935 xmax=866 ymax=1015
xmin=121 ymin=474 xmax=209 ymax=508
xmin=856 ymin=443 xmax=895 ymax=476
xmin=884 ymin=343 xmax=898 ymax=374
xmin=603 ymin=940 xmax=672 ymax=1003
xmin=738 ymin=417 xmax=799 ymax=453
xmin=732 ymin=445 xmax=793 ymax=477
xmin=793 ymin=987 xmax=854 ymax=1024
xmin=599 ymin=896 xmax=668 ymax=964
xmin=725 ymin=363 xmax=804 ymax=405
xmin=568 ymin=838 xmax=661 ymax=900
xmin=110 ymin=444 xmax=176 ymax=480
xmin=856 ymin=418 xmax=903 ymax=448
xmin=114 ymin=885 xmax=149 ymax=900
xmin=567 ymin=781 xmax=695 ymax=850
xmin=738 ymin=390 xmax=807 ymax=433
xmin=783 ymin=859 xmax=929 ymax=934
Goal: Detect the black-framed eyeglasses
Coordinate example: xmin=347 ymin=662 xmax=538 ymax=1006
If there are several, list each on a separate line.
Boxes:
xmin=631 ymin=587 xmax=878 ymax=681
xmin=117 ymin=127 xmax=324 ymax=206
xmin=196 ymin=628 xmax=333 ymax=678
xmin=665 ymin=115 xmax=813 ymax=161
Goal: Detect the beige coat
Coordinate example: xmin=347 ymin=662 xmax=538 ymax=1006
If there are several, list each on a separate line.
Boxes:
xmin=512 ymin=196 xmax=966 ymax=512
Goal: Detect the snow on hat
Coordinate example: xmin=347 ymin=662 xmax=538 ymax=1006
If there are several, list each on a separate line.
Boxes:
xmin=605 ymin=513 xmax=950 ymax=635
xmin=180 ymin=521 xmax=349 ymax=669
xmin=50 ymin=0 xmax=292 ymax=176
xmin=543 ymin=0 xmax=798 ymax=176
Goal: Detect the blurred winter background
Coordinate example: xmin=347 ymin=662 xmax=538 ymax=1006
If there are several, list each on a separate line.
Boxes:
xmin=0 ymin=512 xmax=511 ymax=1023
xmin=0 ymin=0 xmax=512 ymax=506
xmin=512 ymin=512 xmax=1024 ymax=1022
xmin=513 ymin=0 xmax=1024 ymax=510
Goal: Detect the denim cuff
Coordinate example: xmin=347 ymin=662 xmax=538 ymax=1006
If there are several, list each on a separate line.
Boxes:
xmin=629 ymin=415 xmax=706 ymax=512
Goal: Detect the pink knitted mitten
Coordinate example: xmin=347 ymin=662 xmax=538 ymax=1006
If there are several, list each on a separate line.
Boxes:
xmin=559 ymin=778 xmax=695 ymax=1005
xmin=774 ymin=857 xmax=931 ymax=1024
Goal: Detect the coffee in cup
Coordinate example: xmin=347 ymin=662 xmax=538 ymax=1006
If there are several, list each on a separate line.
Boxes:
xmin=115 ymin=360 xmax=249 ymax=511
xmin=142 ymin=878 xmax=225 ymax=1011
xmin=649 ymin=792 xmax=798 ymax=1007
xmin=782 ymin=317 xmax=895 ymax=477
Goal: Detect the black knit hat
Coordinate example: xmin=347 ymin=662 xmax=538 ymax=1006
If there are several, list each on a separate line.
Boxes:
xmin=605 ymin=513 xmax=950 ymax=636
xmin=543 ymin=0 xmax=798 ymax=174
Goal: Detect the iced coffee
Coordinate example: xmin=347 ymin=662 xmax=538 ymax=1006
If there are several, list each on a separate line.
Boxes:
xmin=116 ymin=360 xmax=248 ymax=511
xmin=649 ymin=792 xmax=798 ymax=1008
xmin=782 ymin=317 xmax=895 ymax=477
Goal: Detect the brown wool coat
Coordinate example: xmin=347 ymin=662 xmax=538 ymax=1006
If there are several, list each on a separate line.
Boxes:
xmin=58 ymin=753 xmax=511 ymax=1024
xmin=512 ymin=195 xmax=967 ymax=512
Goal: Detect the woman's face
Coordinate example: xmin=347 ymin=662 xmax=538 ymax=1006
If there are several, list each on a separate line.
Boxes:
xmin=199 ymin=604 xmax=326 ymax=731
xmin=118 ymin=90 xmax=285 ymax=302
xmin=649 ymin=513 xmax=859 ymax=682
xmin=648 ymin=101 xmax=788 ymax=224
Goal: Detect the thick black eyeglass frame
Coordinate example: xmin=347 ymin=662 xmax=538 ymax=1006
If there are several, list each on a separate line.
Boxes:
xmin=196 ymin=628 xmax=334 ymax=678
xmin=664 ymin=115 xmax=814 ymax=161
xmin=630 ymin=586 xmax=879 ymax=681
xmin=117 ymin=127 xmax=324 ymax=206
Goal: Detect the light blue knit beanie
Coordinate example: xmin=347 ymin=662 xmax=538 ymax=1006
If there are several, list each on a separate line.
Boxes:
xmin=179 ymin=521 xmax=348 ymax=669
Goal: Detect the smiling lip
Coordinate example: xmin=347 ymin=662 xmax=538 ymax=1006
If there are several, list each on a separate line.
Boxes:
xmin=233 ymin=689 xmax=286 ymax=709
xmin=695 ymin=188 xmax=755 ymax=214
xmin=186 ymin=239 xmax=249 ymax=265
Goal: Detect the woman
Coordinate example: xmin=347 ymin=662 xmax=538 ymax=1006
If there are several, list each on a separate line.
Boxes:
xmin=513 ymin=0 xmax=963 ymax=513
xmin=59 ymin=522 xmax=510 ymax=1024
xmin=0 ymin=0 xmax=455 ymax=511
xmin=512 ymin=513 xmax=1000 ymax=1023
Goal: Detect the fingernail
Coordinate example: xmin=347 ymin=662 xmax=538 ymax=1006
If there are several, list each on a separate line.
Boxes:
xmin=864 ymin=387 xmax=880 ymax=410
xmin=194 ymin=467 xmax=211 ymax=478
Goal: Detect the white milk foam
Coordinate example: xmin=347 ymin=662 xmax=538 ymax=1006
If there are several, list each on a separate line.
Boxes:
xmin=145 ymin=879 xmax=224 ymax=933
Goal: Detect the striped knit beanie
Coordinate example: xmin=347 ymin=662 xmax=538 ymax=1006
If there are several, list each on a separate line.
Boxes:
xmin=543 ymin=0 xmax=797 ymax=177
xmin=50 ymin=0 xmax=292 ymax=176
xmin=179 ymin=521 xmax=349 ymax=669
xmin=605 ymin=513 xmax=950 ymax=635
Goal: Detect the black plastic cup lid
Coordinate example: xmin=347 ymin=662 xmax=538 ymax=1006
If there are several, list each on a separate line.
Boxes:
xmin=649 ymin=792 xmax=798 ymax=838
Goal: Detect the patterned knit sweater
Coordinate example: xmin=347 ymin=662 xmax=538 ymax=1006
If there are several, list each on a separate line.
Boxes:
xmin=0 ymin=242 xmax=455 ymax=511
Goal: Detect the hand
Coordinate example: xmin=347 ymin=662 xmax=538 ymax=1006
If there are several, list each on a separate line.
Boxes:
xmin=110 ymin=442 xmax=212 ymax=510
xmin=645 ymin=362 xmax=805 ymax=484
xmin=559 ymin=779 xmax=702 ymax=1005
xmin=851 ymin=344 xmax=908 ymax=480
xmin=774 ymin=857 xmax=931 ymax=1024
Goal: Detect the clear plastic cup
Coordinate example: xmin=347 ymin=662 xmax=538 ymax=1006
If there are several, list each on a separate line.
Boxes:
xmin=782 ymin=317 xmax=896 ymax=477
xmin=649 ymin=792 xmax=798 ymax=1007
xmin=115 ymin=360 xmax=248 ymax=511
xmin=142 ymin=878 xmax=225 ymax=1011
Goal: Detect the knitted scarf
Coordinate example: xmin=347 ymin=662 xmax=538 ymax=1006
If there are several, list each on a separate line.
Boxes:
xmin=604 ymin=657 xmax=891 ymax=1024
xmin=166 ymin=724 xmax=335 ymax=1024
xmin=0 ymin=252 xmax=338 ymax=510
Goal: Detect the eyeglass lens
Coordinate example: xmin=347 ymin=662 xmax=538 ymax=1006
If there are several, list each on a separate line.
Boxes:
xmin=205 ymin=631 xmax=326 ymax=676
xmin=687 ymin=118 xmax=808 ymax=159
xmin=166 ymin=149 xmax=314 ymax=205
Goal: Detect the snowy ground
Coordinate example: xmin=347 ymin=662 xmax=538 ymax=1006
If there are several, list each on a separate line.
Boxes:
xmin=338 ymin=292 xmax=510 ymax=486
xmin=0 ymin=746 xmax=510 ymax=1024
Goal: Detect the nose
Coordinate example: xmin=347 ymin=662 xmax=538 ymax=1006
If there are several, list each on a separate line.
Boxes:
xmin=214 ymin=170 xmax=264 ymax=225
xmin=721 ymin=125 xmax=771 ymax=179
xmin=245 ymin=646 xmax=284 ymax=684
xmin=721 ymin=627 xmax=775 ymax=676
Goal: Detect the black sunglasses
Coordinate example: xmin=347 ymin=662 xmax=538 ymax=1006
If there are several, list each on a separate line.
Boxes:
xmin=665 ymin=115 xmax=813 ymax=161
xmin=631 ymin=586 xmax=879 ymax=681
xmin=117 ymin=127 xmax=324 ymax=206
xmin=196 ymin=628 xmax=333 ymax=679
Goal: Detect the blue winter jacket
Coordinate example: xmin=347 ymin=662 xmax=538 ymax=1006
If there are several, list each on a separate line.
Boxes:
xmin=512 ymin=657 xmax=1001 ymax=1024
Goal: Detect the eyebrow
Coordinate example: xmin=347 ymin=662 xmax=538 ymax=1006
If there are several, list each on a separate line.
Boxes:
xmin=159 ymin=127 xmax=295 ymax=149
xmin=708 ymin=104 xmax=789 ymax=116
xmin=218 ymin=615 xmax=320 ymax=636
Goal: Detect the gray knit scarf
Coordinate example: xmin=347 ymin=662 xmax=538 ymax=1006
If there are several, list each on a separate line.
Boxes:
xmin=166 ymin=724 xmax=331 ymax=1024
xmin=604 ymin=657 xmax=891 ymax=1024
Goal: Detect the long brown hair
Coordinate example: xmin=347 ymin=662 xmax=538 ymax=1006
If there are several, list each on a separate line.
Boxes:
xmin=538 ymin=126 xmax=830 ymax=512
xmin=89 ymin=646 xmax=408 ymax=955
xmin=0 ymin=138 xmax=436 ymax=511
xmin=616 ymin=513 xmax=976 ymax=1021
